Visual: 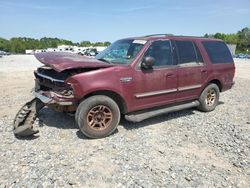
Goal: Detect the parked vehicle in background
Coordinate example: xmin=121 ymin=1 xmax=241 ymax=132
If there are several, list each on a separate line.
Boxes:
xmin=0 ymin=50 xmax=10 ymax=56
xmin=14 ymin=35 xmax=235 ymax=138
xmin=78 ymin=48 xmax=98 ymax=57
xmin=235 ymin=53 xmax=250 ymax=59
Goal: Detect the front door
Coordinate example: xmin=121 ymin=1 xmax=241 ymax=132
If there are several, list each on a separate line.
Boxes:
xmin=132 ymin=40 xmax=178 ymax=111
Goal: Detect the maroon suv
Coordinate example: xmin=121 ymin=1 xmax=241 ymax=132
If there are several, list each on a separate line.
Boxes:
xmin=29 ymin=35 xmax=235 ymax=138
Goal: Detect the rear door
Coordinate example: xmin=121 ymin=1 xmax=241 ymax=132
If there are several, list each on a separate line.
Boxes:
xmin=174 ymin=40 xmax=207 ymax=101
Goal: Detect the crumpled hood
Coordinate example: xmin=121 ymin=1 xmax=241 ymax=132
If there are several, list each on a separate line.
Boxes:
xmin=35 ymin=52 xmax=113 ymax=72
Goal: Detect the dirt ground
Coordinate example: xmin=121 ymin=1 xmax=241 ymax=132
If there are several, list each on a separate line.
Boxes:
xmin=0 ymin=55 xmax=249 ymax=187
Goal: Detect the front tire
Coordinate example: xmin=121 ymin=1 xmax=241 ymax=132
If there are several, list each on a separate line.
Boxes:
xmin=198 ymin=84 xmax=220 ymax=112
xmin=76 ymin=95 xmax=120 ymax=138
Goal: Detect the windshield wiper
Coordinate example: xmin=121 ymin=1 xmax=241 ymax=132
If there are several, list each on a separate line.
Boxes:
xmin=97 ymin=58 xmax=112 ymax=64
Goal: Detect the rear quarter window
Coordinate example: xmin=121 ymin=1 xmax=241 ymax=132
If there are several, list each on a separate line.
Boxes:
xmin=202 ymin=41 xmax=233 ymax=64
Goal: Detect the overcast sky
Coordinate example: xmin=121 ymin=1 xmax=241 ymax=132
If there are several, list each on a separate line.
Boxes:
xmin=0 ymin=0 xmax=249 ymax=42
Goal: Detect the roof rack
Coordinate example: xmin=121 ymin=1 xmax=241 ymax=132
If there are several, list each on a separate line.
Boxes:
xmin=143 ymin=34 xmax=204 ymax=38
xmin=174 ymin=35 xmax=204 ymax=38
xmin=143 ymin=34 xmax=174 ymax=37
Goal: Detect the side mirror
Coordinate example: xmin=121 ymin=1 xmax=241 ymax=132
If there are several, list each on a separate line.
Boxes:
xmin=141 ymin=56 xmax=155 ymax=70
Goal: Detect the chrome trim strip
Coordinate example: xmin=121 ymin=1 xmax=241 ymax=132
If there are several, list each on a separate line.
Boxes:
xmin=178 ymin=84 xmax=202 ymax=91
xmin=120 ymin=77 xmax=132 ymax=83
xmin=36 ymin=72 xmax=65 ymax=83
xmin=135 ymin=89 xmax=177 ymax=98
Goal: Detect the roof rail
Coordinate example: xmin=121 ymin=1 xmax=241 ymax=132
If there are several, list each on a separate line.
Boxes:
xmin=143 ymin=34 xmax=174 ymax=37
xmin=173 ymin=35 xmax=204 ymax=38
xmin=143 ymin=34 xmax=205 ymax=38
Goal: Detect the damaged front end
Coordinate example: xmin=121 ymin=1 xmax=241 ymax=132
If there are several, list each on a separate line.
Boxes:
xmin=13 ymin=98 xmax=44 ymax=136
xmin=33 ymin=66 xmax=78 ymax=112
xmin=14 ymin=66 xmax=79 ymax=137
xmin=13 ymin=52 xmax=112 ymax=137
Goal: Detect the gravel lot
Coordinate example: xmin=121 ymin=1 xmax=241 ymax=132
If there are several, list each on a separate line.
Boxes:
xmin=0 ymin=55 xmax=249 ymax=187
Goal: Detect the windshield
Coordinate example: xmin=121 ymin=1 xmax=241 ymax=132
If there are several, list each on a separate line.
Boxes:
xmin=96 ymin=39 xmax=146 ymax=64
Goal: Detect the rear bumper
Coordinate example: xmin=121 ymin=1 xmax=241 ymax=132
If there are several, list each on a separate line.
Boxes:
xmin=32 ymin=90 xmax=75 ymax=105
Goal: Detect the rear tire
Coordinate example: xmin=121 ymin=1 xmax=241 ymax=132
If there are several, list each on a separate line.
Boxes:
xmin=76 ymin=95 xmax=120 ymax=138
xmin=198 ymin=84 xmax=220 ymax=112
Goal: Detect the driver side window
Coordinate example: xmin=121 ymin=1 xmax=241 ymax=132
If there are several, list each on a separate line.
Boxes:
xmin=144 ymin=40 xmax=173 ymax=67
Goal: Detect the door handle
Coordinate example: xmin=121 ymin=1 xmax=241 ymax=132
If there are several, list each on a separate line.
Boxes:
xmin=165 ymin=73 xmax=175 ymax=77
xmin=201 ymin=69 xmax=207 ymax=73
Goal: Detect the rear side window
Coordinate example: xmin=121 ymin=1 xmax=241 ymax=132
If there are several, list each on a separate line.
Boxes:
xmin=194 ymin=43 xmax=204 ymax=63
xmin=202 ymin=41 xmax=233 ymax=64
xmin=175 ymin=41 xmax=197 ymax=64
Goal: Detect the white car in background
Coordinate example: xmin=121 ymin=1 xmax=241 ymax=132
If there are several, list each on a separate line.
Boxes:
xmin=78 ymin=48 xmax=98 ymax=57
xmin=0 ymin=50 xmax=10 ymax=56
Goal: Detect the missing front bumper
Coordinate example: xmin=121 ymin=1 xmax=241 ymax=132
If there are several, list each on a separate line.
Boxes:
xmin=13 ymin=98 xmax=44 ymax=137
xmin=32 ymin=91 xmax=74 ymax=105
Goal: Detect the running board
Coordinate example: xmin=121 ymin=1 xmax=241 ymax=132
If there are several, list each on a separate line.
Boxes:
xmin=125 ymin=100 xmax=200 ymax=122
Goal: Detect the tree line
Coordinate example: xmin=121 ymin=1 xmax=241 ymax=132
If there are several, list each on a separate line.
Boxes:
xmin=0 ymin=37 xmax=111 ymax=54
xmin=0 ymin=27 xmax=249 ymax=54
xmin=204 ymin=27 xmax=250 ymax=54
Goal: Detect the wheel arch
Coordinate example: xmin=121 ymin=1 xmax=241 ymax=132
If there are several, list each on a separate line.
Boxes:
xmin=83 ymin=90 xmax=128 ymax=114
xmin=208 ymin=79 xmax=222 ymax=92
xmin=199 ymin=79 xmax=222 ymax=97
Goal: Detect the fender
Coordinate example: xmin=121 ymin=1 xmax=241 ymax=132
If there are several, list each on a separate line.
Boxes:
xmin=65 ymin=66 xmax=132 ymax=109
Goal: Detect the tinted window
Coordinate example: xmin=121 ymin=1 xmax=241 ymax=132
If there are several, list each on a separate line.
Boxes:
xmin=144 ymin=40 xmax=173 ymax=66
xmin=202 ymin=41 xmax=233 ymax=64
xmin=175 ymin=41 xmax=197 ymax=64
xmin=194 ymin=43 xmax=204 ymax=63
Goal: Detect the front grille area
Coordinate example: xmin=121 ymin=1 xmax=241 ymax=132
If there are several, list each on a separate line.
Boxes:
xmin=37 ymin=66 xmax=71 ymax=80
xmin=34 ymin=66 xmax=70 ymax=91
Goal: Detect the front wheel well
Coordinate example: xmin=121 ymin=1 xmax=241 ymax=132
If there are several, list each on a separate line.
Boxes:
xmin=83 ymin=90 xmax=127 ymax=114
